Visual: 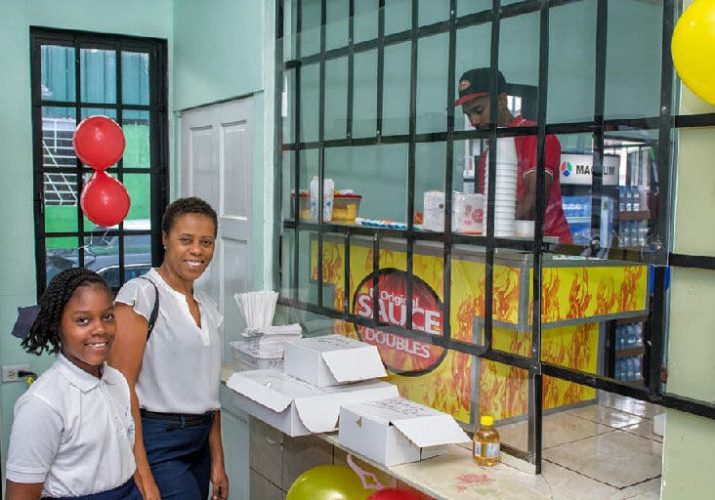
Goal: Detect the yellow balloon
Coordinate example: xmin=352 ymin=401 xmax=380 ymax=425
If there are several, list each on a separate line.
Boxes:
xmin=672 ymin=0 xmax=715 ymax=104
xmin=286 ymin=465 xmax=370 ymax=500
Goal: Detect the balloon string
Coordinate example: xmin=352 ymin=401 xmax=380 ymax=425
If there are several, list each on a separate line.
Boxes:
xmin=78 ymin=225 xmax=112 ymax=255
xmin=346 ymin=454 xmax=385 ymax=491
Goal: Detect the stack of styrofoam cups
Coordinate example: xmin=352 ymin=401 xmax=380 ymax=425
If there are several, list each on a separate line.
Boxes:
xmin=483 ymin=137 xmax=518 ymax=237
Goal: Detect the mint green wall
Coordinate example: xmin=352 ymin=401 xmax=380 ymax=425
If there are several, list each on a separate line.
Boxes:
xmin=0 ymin=0 xmax=173 ymax=484
xmin=173 ymin=0 xmax=264 ymax=111
xmin=661 ymin=31 xmax=715 ymax=493
xmin=173 ymin=0 xmax=268 ymax=290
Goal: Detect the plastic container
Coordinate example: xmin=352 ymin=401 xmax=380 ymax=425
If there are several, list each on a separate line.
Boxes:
xmin=473 ymin=415 xmax=501 ymax=466
xmin=332 ymin=193 xmax=362 ymax=222
xmin=310 ymin=176 xmax=334 ymax=221
xmin=230 ymin=341 xmax=283 ymax=371
xmin=292 ymin=191 xmax=361 ymax=222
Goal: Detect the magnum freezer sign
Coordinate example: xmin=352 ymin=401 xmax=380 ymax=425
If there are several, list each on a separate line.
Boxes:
xmin=351 ymin=269 xmax=447 ymax=375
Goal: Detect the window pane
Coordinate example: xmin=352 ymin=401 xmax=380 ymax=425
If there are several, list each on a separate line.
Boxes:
xmin=324 ymin=57 xmax=348 ymax=141
xmin=41 ymin=45 xmax=76 ymax=102
xmin=123 ymin=173 xmax=152 ymax=222
xmin=123 ymin=233 xmax=152 ymax=282
xmin=354 ymin=0 xmax=378 ymax=44
xmin=604 ymin=0 xmax=663 ymax=119
xmin=122 ymin=51 xmax=150 ymax=106
xmin=604 ymin=128 xmax=661 ymax=258
xmin=81 ymin=107 xmax=117 ymax=120
xmin=385 ymin=0 xmax=411 ymax=35
xmin=84 ymin=234 xmax=119 ymax=287
xmin=456 ymin=24 xmax=492 ymax=117
xmin=300 ymin=0 xmax=321 ymax=57
xmin=42 ymin=106 xmax=76 ymax=169
xmin=353 ymin=50 xmax=377 ymax=139
xmin=299 ymin=229 xmax=318 ymax=304
xmin=297 ymin=149 xmax=319 ymax=197
xmin=326 ymin=0 xmax=348 ymax=51
xmin=325 ymin=144 xmax=407 ymax=222
xmin=416 ymin=33 xmax=448 ymax=135
xmin=458 ymin=1 xmax=491 ymax=17
xmin=283 ymin=150 xmax=297 ymax=221
xmin=548 ymin=0 xmax=597 ymax=124
xmin=500 ymin=11 xmax=540 ymax=110
xmin=415 ymin=141 xmax=446 ymax=231
xmin=280 ymin=229 xmax=295 ymax=297
xmin=299 ymin=63 xmax=320 ymax=143
xmin=382 ymin=42 xmax=410 ymax=137
xmin=558 ymin=132 xmax=597 ymax=247
xmin=122 ymin=110 xmax=151 ymax=169
xmin=80 ymin=48 xmax=116 ymax=104
xmin=46 ymin=236 xmax=80 ymax=284
xmin=44 ymin=195 xmax=78 ymax=233
xmin=419 ymin=0 xmax=449 ymax=26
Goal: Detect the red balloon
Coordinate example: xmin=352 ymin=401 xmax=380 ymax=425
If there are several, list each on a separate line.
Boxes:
xmin=73 ymin=116 xmax=125 ymax=170
xmin=368 ymin=488 xmax=423 ymax=500
xmin=80 ymin=171 xmax=131 ymax=227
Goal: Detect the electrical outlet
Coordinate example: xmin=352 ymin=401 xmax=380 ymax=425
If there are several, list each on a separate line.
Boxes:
xmin=2 ymin=364 xmax=31 ymax=383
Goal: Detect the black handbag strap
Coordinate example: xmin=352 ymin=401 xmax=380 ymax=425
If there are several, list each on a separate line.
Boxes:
xmin=137 ymin=277 xmax=159 ymax=340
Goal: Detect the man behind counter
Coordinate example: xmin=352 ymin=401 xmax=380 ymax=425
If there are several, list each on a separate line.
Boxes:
xmin=455 ymin=67 xmax=573 ymax=244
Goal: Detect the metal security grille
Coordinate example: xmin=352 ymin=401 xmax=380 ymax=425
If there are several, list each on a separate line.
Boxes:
xmin=30 ymin=27 xmax=169 ymax=294
xmin=274 ymin=0 xmax=715 ymax=471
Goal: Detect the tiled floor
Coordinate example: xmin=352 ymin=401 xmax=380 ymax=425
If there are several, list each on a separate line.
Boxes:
xmin=497 ymin=392 xmax=664 ymax=499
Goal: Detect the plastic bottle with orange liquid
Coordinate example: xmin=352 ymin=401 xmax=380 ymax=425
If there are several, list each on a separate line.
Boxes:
xmin=473 ymin=415 xmax=500 ymax=466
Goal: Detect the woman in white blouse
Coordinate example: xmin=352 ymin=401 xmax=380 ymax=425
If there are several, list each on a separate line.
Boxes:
xmin=110 ymin=197 xmax=228 ymax=500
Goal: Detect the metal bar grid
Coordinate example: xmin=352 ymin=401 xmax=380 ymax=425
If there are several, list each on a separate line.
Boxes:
xmin=30 ymin=27 xmax=168 ymax=295
xmin=272 ymin=0 xmax=715 ymax=464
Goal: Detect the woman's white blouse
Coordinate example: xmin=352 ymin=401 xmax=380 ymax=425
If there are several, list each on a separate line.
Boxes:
xmin=115 ymin=268 xmax=223 ymax=414
xmin=5 ymin=355 xmax=136 ymax=497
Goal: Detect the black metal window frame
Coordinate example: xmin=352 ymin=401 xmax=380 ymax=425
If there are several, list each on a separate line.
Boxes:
xmin=30 ymin=27 xmax=169 ymax=296
xmin=274 ymin=0 xmax=715 ymax=471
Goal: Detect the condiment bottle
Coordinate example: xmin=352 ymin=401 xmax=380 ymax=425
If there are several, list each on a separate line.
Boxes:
xmin=473 ymin=415 xmax=500 ymax=466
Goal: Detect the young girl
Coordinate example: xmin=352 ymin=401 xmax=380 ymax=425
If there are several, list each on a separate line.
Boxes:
xmin=5 ymin=268 xmax=140 ymax=500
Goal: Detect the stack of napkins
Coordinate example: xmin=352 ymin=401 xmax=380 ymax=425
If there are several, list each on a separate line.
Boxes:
xmin=241 ymin=323 xmax=303 ymax=358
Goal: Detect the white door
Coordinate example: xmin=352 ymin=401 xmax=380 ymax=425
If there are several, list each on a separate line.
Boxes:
xmin=181 ymin=97 xmax=254 ymax=353
xmin=181 ymin=98 xmax=253 ymax=500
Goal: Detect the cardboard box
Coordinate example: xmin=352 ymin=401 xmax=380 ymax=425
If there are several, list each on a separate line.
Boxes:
xmin=283 ymin=334 xmax=386 ymax=387
xmin=338 ymin=397 xmax=470 ymax=466
xmin=225 ymin=369 xmax=399 ymax=437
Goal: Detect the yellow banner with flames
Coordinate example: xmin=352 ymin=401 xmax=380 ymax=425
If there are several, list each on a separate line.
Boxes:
xmin=311 ymin=239 xmax=647 ymax=424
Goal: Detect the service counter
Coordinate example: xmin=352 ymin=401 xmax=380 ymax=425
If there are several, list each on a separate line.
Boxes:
xmin=220 ymin=367 xmax=553 ymax=499
xmin=309 ymin=235 xmax=649 ymax=424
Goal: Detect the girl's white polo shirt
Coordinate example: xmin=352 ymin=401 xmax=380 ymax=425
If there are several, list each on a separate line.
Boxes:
xmin=115 ymin=268 xmax=223 ymax=414
xmin=5 ymin=354 xmax=136 ymax=497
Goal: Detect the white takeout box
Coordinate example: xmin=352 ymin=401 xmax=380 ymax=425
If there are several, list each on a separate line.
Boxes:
xmin=283 ymin=334 xmax=387 ymax=387
xmin=225 ymin=369 xmax=398 ymax=437
xmin=339 ymin=397 xmax=470 ymax=466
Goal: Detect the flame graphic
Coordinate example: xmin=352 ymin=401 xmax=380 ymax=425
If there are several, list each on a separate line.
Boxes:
xmin=594 ymin=278 xmax=617 ymax=315
xmin=619 ymin=267 xmax=643 ymax=311
xmin=567 ymin=269 xmax=592 ymax=318
xmin=542 ymin=270 xmax=562 ymax=322
xmin=493 ymin=267 xmax=520 ymax=322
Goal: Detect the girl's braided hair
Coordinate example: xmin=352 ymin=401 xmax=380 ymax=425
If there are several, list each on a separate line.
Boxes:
xmin=22 ymin=268 xmax=111 ymax=355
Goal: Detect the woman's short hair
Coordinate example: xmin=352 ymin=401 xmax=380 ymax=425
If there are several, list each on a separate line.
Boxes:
xmin=161 ymin=197 xmax=218 ymax=236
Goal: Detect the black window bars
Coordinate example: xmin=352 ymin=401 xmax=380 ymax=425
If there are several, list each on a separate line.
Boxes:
xmin=30 ymin=27 xmax=169 ymax=296
xmin=274 ymin=0 xmax=715 ymax=472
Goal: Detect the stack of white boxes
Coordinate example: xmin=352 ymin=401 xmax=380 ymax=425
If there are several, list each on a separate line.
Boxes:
xmin=226 ymin=334 xmax=469 ymax=467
